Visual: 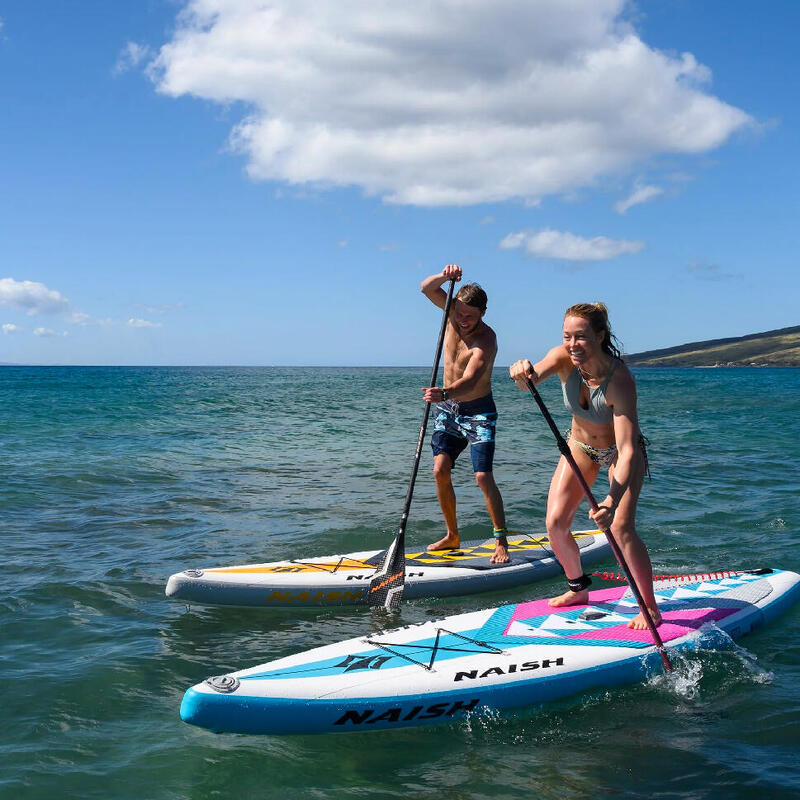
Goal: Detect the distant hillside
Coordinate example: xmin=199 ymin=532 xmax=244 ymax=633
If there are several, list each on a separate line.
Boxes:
xmin=627 ymin=324 xmax=800 ymax=367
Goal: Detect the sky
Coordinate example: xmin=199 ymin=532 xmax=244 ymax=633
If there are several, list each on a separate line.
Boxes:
xmin=1 ymin=0 xmax=798 ymax=366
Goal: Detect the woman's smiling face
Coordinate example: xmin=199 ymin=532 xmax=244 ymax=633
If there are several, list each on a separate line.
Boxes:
xmin=562 ymin=314 xmax=604 ymax=365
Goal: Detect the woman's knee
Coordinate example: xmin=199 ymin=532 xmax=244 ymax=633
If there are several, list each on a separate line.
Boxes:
xmin=611 ymin=523 xmax=638 ymax=549
xmin=546 ymin=509 xmax=574 ymax=536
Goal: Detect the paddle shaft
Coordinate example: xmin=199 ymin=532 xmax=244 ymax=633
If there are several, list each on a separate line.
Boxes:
xmin=399 ymin=278 xmax=457 ymax=535
xmin=368 ymin=278 xmax=456 ymax=608
xmin=525 ymin=378 xmax=673 ymax=671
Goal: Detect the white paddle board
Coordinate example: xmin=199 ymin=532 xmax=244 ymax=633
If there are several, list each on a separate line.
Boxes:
xmin=166 ymin=530 xmax=610 ymax=607
xmin=180 ymin=568 xmax=800 ymax=734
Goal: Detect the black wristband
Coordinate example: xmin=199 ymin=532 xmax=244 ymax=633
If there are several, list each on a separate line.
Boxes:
xmin=441 ymin=388 xmax=449 ymax=400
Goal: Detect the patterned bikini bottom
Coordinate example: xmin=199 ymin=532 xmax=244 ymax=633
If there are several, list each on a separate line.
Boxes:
xmin=566 ymin=430 xmax=651 ymax=477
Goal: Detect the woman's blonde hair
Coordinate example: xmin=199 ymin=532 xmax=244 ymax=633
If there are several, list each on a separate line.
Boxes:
xmin=564 ymin=302 xmax=623 ymax=360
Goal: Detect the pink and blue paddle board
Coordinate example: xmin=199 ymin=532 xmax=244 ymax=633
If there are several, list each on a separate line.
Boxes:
xmin=180 ymin=568 xmax=800 ymax=735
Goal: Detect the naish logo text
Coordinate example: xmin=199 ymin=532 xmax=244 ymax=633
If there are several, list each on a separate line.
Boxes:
xmin=346 ymin=572 xmax=424 ymax=580
xmin=334 ymin=654 xmax=392 ymax=672
xmin=334 ymin=698 xmax=480 ymax=727
xmin=454 ymin=657 xmax=564 ymax=681
xmin=264 ymin=590 xmax=363 ymax=603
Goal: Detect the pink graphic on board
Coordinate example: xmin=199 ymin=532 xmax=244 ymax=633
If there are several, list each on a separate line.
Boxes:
xmin=503 ymin=586 xmax=739 ymax=644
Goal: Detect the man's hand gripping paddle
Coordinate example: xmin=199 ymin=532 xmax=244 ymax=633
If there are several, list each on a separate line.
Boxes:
xmin=368 ymin=279 xmax=457 ymax=610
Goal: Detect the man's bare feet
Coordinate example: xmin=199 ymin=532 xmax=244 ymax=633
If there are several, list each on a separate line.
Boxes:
xmin=548 ymin=589 xmax=589 ymax=607
xmin=490 ymin=541 xmax=509 ymax=564
xmin=427 ymin=534 xmax=460 ymax=552
xmin=627 ymin=608 xmax=662 ymax=630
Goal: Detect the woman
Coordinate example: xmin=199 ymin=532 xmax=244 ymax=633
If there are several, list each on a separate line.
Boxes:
xmin=509 ymin=303 xmax=660 ymax=630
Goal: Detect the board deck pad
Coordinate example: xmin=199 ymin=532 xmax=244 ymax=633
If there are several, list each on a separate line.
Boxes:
xmin=243 ymin=575 xmax=774 ymax=681
xmin=499 ymin=577 xmax=774 ymax=648
xmin=165 ymin=530 xmax=610 ymax=606
xmin=204 ymin=533 xmax=568 ymax=574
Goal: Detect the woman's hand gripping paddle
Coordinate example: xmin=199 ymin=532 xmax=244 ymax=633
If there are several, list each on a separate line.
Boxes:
xmin=524 ymin=378 xmax=673 ymax=671
xmin=368 ymin=278 xmax=457 ymax=610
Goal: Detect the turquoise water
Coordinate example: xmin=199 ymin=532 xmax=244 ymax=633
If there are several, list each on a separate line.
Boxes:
xmin=2 ymin=366 xmax=799 ymax=800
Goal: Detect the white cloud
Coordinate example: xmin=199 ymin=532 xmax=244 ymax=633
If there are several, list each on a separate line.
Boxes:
xmin=2 ymin=323 xmax=21 ymax=334
xmin=614 ymin=183 xmax=664 ymax=214
xmin=34 ymin=327 xmax=67 ymax=337
xmin=127 ymin=318 xmax=163 ymax=328
xmin=150 ymin=0 xmax=752 ymax=206
xmin=114 ymin=42 xmax=152 ymax=75
xmin=500 ymin=228 xmax=644 ymax=261
xmin=0 ymin=278 xmax=71 ymax=315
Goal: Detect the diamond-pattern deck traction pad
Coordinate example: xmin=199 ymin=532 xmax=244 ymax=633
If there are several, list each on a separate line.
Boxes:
xmin=242 ymin=574 xmax=773 ymax=680
xmin=480 ymin=574 xmax=773 ymax=649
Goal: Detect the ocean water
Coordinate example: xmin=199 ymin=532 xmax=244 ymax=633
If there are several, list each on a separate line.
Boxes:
xmin=2 ymin=366 xmax=799 ymax=800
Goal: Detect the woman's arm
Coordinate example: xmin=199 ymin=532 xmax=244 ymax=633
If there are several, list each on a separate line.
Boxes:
xmin=589 ymin=370 xmax=639 ymax=529
xmin=509 ymin=345 xmax=570 ymax=389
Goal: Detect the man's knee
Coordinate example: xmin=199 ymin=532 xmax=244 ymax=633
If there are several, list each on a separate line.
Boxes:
xmin=433 ymin=456 xmax=453 ymax=480
xmin=474 ymin=471 xmax=495 ymax=491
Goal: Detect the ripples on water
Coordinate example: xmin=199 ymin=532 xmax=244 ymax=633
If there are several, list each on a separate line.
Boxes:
xmin=1 ymin=366 xmax=799 ymax=800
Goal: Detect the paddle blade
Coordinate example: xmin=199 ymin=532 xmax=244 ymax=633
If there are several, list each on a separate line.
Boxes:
xmin=368 ymin=535 xmax=406 ymax=609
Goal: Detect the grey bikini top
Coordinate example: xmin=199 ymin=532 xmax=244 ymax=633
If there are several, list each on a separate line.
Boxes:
xmin=561 ymin=360 xmax=619 ymax=425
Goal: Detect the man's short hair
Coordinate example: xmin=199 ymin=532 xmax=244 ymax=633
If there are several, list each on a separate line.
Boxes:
xmin=456 ymin=283 xmax=487 ymax=313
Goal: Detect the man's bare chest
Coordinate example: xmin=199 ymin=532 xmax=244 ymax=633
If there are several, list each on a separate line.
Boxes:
xmin=445 ymin=337 xmax=474 ymax=373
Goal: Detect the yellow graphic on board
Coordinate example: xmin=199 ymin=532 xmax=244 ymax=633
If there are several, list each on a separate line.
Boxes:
xmin=206 ymin=531 xmax=600 ymax=575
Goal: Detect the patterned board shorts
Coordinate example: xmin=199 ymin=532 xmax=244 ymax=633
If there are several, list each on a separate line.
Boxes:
xmin=432 ymin=393 xmax=497 ymax=473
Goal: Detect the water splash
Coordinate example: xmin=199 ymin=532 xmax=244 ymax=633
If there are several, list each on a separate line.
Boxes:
xmin=646 ymin=623 xmax=774 ymax=702
xmin=648 ymin=648 xmax=705 ymax=700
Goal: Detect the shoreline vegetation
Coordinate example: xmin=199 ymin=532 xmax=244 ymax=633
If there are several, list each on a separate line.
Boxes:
xmin=626 ymin=324 xmax=800 ymax=367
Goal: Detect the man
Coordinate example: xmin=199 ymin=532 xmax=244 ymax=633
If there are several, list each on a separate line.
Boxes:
xmin=420 ymin=264 xmax=509 ymax=564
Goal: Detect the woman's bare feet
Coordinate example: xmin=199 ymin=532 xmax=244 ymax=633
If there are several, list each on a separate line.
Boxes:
xmin=627 ymin=608 xmax=662 ymax=630
xmin=548 ymin=588 xmax=589 ymax=607
xmin=427 ymin=534 xmax=460 ymax=552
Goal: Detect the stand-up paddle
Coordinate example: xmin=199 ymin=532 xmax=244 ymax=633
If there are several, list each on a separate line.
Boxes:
xmin=369 ymin=278 xmax=457 ymax=609
xmin=524 ymin=378 xmax=673 ymax=671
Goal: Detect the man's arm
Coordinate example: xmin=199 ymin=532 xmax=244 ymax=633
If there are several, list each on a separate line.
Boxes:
xmin=422 ymin=341 xmax=492 ymax=403
xmin=421 ymin=264 xmax=462 ymax=309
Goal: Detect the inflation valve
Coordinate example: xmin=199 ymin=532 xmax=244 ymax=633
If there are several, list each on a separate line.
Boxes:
xmin=205 ymin=675 xmax=240 ymax=693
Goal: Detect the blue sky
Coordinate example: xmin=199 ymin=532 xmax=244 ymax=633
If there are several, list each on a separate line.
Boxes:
xmin=1 ymin=0 xmax=797 ymax=366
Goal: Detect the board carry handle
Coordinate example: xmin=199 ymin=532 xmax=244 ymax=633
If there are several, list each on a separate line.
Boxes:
xmin=524 ymin=378 xmax=673 ymax=672
xmin=368 ymin=277 xmax=457 ymax=609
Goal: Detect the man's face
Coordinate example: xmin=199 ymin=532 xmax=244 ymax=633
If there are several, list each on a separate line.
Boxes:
xmin=452 ymin=299 xmax=483 ymax=336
